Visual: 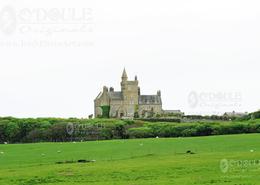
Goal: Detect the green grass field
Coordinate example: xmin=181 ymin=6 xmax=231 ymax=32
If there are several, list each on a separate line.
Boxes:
xmin=1 ymin=134 xmax=260 ymax=185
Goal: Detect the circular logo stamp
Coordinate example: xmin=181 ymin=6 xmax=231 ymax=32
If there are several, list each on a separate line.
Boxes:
xmin=66 ymin=122 xmax=74 ymax=135
xmin=0 ymin=5 xmax=17 ymax=35
xmin=220 ymin=159 xmax=229 ymax=173
xmin=188 ymin=91 xmax=199 ymax=108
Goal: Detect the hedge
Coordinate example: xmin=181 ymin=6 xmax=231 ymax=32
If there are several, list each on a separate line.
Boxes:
xmin=1 ymin=116 xmax=260 ymax=143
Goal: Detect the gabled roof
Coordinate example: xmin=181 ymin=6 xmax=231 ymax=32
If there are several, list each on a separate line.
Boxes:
xmin=95 ymin=92 xmax=102 ymax=100
xmin=108 ymin=91 xmax=123 ymax=100
xmin=139 ymin=95 xmax=162 ymax=105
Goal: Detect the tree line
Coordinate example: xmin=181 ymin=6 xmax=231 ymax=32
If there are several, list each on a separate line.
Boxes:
xmin=0 ymin=111 xmax=260 ymax=143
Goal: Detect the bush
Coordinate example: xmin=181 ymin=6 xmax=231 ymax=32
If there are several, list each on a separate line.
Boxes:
xmin=137 ymin=118 xmax=181 ymax=123
xmin=1 ymin=116 xmax=260 ymax=143
xmin=181 ymin=128 xmax=197 ymax=137
xmin=100 ymin=128 xmax=113 ymax=139
xmin=26 ymin=129 xmax=47 ymax=142
xmin=195 ymin=124 xmax=214 ymax=136
xmin=128 ymin=127 xmax=153 ymax=138
xmin=114 ymin=123 xmax=128 ymax=139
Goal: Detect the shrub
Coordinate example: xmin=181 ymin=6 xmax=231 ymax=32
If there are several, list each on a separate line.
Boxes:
xmin=26 ymin=129 xmax=47 ymax=142
xmin=128 ymin=127 xmax=153 ymax=138
xmin=138 ymin=118 xmax=181 ymax=123
xmin=181 ymin=128 xmax=197 ymax=137
xmin=100 ymin=128 xmax=113 ymax=139
xmin=1 ymin=115 xmax=260 ymax=143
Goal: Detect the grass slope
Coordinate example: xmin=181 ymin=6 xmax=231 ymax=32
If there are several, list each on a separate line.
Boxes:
xmin=0 ymin=134 xmax=260 ymax=184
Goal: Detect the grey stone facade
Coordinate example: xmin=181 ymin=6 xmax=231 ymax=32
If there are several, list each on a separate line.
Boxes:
xmin=94 ymin=69 xmax=162 ymax=118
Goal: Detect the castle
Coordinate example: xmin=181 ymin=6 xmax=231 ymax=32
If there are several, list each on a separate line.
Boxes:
xmin=94 ymin=69 xmax=162 ymax=118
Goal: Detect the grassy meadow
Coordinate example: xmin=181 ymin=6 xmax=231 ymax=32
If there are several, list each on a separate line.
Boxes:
xmin=1 ymin=134 xmax=260 ymax=184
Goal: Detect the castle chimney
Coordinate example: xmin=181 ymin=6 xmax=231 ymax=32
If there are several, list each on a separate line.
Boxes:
xmin=157 ymin=90 xmax=161 ymax=97
xmin=135 ymin=75 xmax=138 ymax=81
xmin=103 ymin=86 xmax=108 ymax=92
xmin=109 ymin=87 xmax=114 ymax=92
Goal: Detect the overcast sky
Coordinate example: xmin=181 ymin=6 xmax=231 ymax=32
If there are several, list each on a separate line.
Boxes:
xmin=0 ymin=0 xmax=259 ymax=118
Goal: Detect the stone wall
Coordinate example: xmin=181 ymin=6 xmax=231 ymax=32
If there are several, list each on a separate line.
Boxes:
xmin=138 ymin=104 xmax=162 ymax=117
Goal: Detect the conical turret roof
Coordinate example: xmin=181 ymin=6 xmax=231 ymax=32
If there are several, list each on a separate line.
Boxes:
xmin=122 ymin=68 xmax=128 ymax=79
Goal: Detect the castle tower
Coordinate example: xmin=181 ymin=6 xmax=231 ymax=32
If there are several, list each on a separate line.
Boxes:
xmin=121 ymin=68 xmax=128 ymax=92
xmin=120 ymin=68 xmax=139 ymax=117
